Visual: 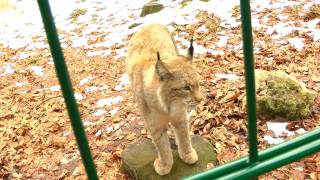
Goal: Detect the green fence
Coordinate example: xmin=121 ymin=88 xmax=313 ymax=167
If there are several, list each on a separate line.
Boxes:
xmin=36 ymin=0 xmax=320 ymax=180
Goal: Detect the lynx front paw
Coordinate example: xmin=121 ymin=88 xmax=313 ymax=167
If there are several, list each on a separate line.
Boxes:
xmin=180 ymin=148 xmax=198 ymax=164
xmin=154 ymin=158 xmax=172 ymax=176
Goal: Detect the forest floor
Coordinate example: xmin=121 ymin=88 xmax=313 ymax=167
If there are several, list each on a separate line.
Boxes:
xmin=0 ymin=0 xmax=320 ymax=179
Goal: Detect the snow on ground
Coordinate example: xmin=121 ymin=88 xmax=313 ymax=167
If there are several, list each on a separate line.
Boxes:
xmin=1 ymin=0 xmax=317 ymax=144
xmin=15 ymin=82 xmax=28 ymax=87
xmin=215 ymin=73 xmax=239 ymax=81
xmin=114 ymin=74 xmax=129 ymax=91
xmin=79 ymin=76 xmax=94 ymax=86
xmin=1 ymin=0 xmax=318 ymax=53
xmin=110 ymin=107 xmax=120 ymax=117
xmin=49 ymin=85 xmax=61 ymax=92
xmin=97 ymin=96 xmax=123 ymax=107
xmin=30 ymin=66 xmax=44 ymax=76
xmin=74 ymin=93 xmax=84 ymax=101
xmin=0 ymin=63 xmax=14 ymax=76
xmin=93 ymin=109 xmax=106 ymax=117
xmin=288 ymin=38 xmax=305 ymax=51
xmin=264 ymin=122 xmax=308 ymax=145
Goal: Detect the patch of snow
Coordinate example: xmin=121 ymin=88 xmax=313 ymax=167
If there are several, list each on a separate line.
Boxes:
xmin=266 ymin=122 xmax=295 ymax=137
xmin=0 ymin=64 xmax=15 ymax=76
xmin=95 ymin=129 xmax=102 ymax=137
xmin=312 ymin=29 xmax=320 ymax=42
xmin=215 ymin=73 xmax=238 ymax=81
xmin=114 ymin=123 xmax=120 ymax=130
xmin=49 ymin=85 xmax=61 ymax=92
xmin=293 ymin=165 xmax=304 ymax=171
xmin=288 ymin=38 xmax=304 ymax=51
xmin=216 ymin=36 xmax=229 ymax=47
xmin=86 ymin=50 xmax=111 ymax=57
xmin=295 ymin=128 xmax=307 ymax=135
xmin=80 ymin=76 xmax=94 ymax=86
xmin=83 ymin=120 xmax=93 ymax=127
xmin=106 ymin=126 xmax=114 ymax=134
xmin=196 ymin=25 xmax=207 ymax=33
xmin=114 ymin=47 xmax=128 ymax=59
xmin=114 ymin=74 xmax=129 ymax=91
xmin=110 ymin=107 xmax=119 ymax=116
xmin=25 ymin=41 xmax=47 ymax=50
xmin=272 ymin=22 xmax=306 ymax=37
xmin=85 ymin=86 xmax=100 ymax=93
xmin=15 ymin=82 xmax=28 ymax=87
xmin=74 ymin=93 xmax=84 ymax=101
xmin=71 ymin=36 xmax=88 ymax=48
xmin=62 ymin=130 xmax=70 ymax=137
xmin=97 ymin=96 xmax=123 ymax=107
xmin=263 ymin=135 xmax=284 ymax=145
xmin=93 ymin=109 xmax=106 ymax=117
xmin=30 ymin=66 xmax=44 ymax=76
xmin=18 ymin=53 xmax=31 ymax=60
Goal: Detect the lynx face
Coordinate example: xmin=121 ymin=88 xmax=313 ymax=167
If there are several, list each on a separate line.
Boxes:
xmin=156 ymin=56 xmax=203 ymax=114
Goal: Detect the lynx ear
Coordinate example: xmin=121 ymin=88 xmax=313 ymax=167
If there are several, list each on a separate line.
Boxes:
xmin=156 ymin=52 xmax=172 ymax=80
xmin=187 ymin=39 xmax=194 ymax=60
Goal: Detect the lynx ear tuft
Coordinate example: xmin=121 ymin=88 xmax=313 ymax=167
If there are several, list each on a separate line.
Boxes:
xmin=188 ymin=39 xmax=194 ymax=60
xmin=156 ymin=52 xmax=172 ymax=80
xmin=157 ymin=51 xmax=160 ymax=61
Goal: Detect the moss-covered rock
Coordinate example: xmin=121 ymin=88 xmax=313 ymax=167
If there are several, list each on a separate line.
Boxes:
xmin=242 ymin=70 xmax=316 ymax=120
xmin=181 ymin=0 xmax=192 ymax=7
xmin=140 ymin=3 xmax=164 ymax=17
xmin=121 ymin=135 xmax=217 ymax=180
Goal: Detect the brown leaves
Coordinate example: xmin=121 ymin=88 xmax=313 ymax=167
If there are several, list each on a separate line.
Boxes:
xmin=0 ymin=114 xmax=14 ymax=120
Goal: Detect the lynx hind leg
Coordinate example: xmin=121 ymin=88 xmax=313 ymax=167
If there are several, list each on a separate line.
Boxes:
xmin=150 ymin=128 xmax=173 ymax=175
xmin=172 ymin=121 xmax=198 ymax=164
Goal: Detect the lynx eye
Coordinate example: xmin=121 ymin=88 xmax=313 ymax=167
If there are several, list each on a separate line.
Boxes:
xmin=183 ymin=85 xmax=191 ymax=91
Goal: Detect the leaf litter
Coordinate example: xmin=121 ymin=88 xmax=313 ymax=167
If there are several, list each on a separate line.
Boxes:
xmin=0 ymin=0 xmax=320 ymax=179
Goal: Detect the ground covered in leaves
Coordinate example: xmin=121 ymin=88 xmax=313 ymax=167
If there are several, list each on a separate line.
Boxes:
xmin=0 ymin=0 xmax=320 ymax=179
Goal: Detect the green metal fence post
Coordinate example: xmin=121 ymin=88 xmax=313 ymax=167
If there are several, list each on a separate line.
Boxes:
xmin=37 ymin=1 xmax=99 ymax=179
xmin=217 ymin=138 xmax=320 ymax=180
xmin=184 ymin=126 xmax=320 ymax=180
xmin=240 ymin=0 xmax=258 ymax=164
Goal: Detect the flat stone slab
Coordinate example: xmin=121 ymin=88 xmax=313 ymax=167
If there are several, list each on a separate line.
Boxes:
xmin=121 ymin=135 xmax=217 ymax=180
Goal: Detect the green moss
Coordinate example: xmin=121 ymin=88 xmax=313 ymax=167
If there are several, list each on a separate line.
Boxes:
xmin=70 ymin=8 xmax=87 ymax=23
xmin=254 ymin=70 xmax=316 ymax=120
xmin=181 ymin=0 xmax=192 ymax=8
xmin=140 ymin=3 xmax=164 ymax=17
xmin=121 ymin=135 xmax=217 ymax=180
xmin=200 ymin=0 xmax=209 ymax=2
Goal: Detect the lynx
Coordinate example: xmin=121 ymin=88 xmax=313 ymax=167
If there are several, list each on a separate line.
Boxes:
xmin=126 ymin=24 xmax=203 ymax=175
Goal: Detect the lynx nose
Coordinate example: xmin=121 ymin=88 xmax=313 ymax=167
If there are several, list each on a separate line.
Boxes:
xmin=194 ymin=90 xmax=203 ymax=103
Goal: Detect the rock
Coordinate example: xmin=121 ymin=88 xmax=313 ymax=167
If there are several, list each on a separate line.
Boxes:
xmin=181 ymin=0 xmax=192 ymax=7
xmin=128 ymin=23 xmax=143 ymax=29
xmin=140 ymin=3 xmax=164 ymax=17
xmin=242 ymin=70 xmax=316 ymax=120
xmin=121 ymin=135 xmax=217 ymax=180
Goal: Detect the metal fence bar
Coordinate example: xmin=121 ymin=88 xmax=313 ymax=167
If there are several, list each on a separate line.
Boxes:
xmin=218 ymin=138 xmax=320 ymax=180
xmin=240 ymin=0 xmax=258 ymax=164
xmin=184 ymin=128 xmax=320 ymax=179
xmin=37 ymin=1 xmax=99 ymax=179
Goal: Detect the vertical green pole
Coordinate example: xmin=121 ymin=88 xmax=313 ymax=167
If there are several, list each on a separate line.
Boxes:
xmin=240 ymin=0 xmax=258 ymax=164
xmin=240 ymin=0 xmax=258 ymax=165
xmin=37 ymin=1 xmax=99 ymax=179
